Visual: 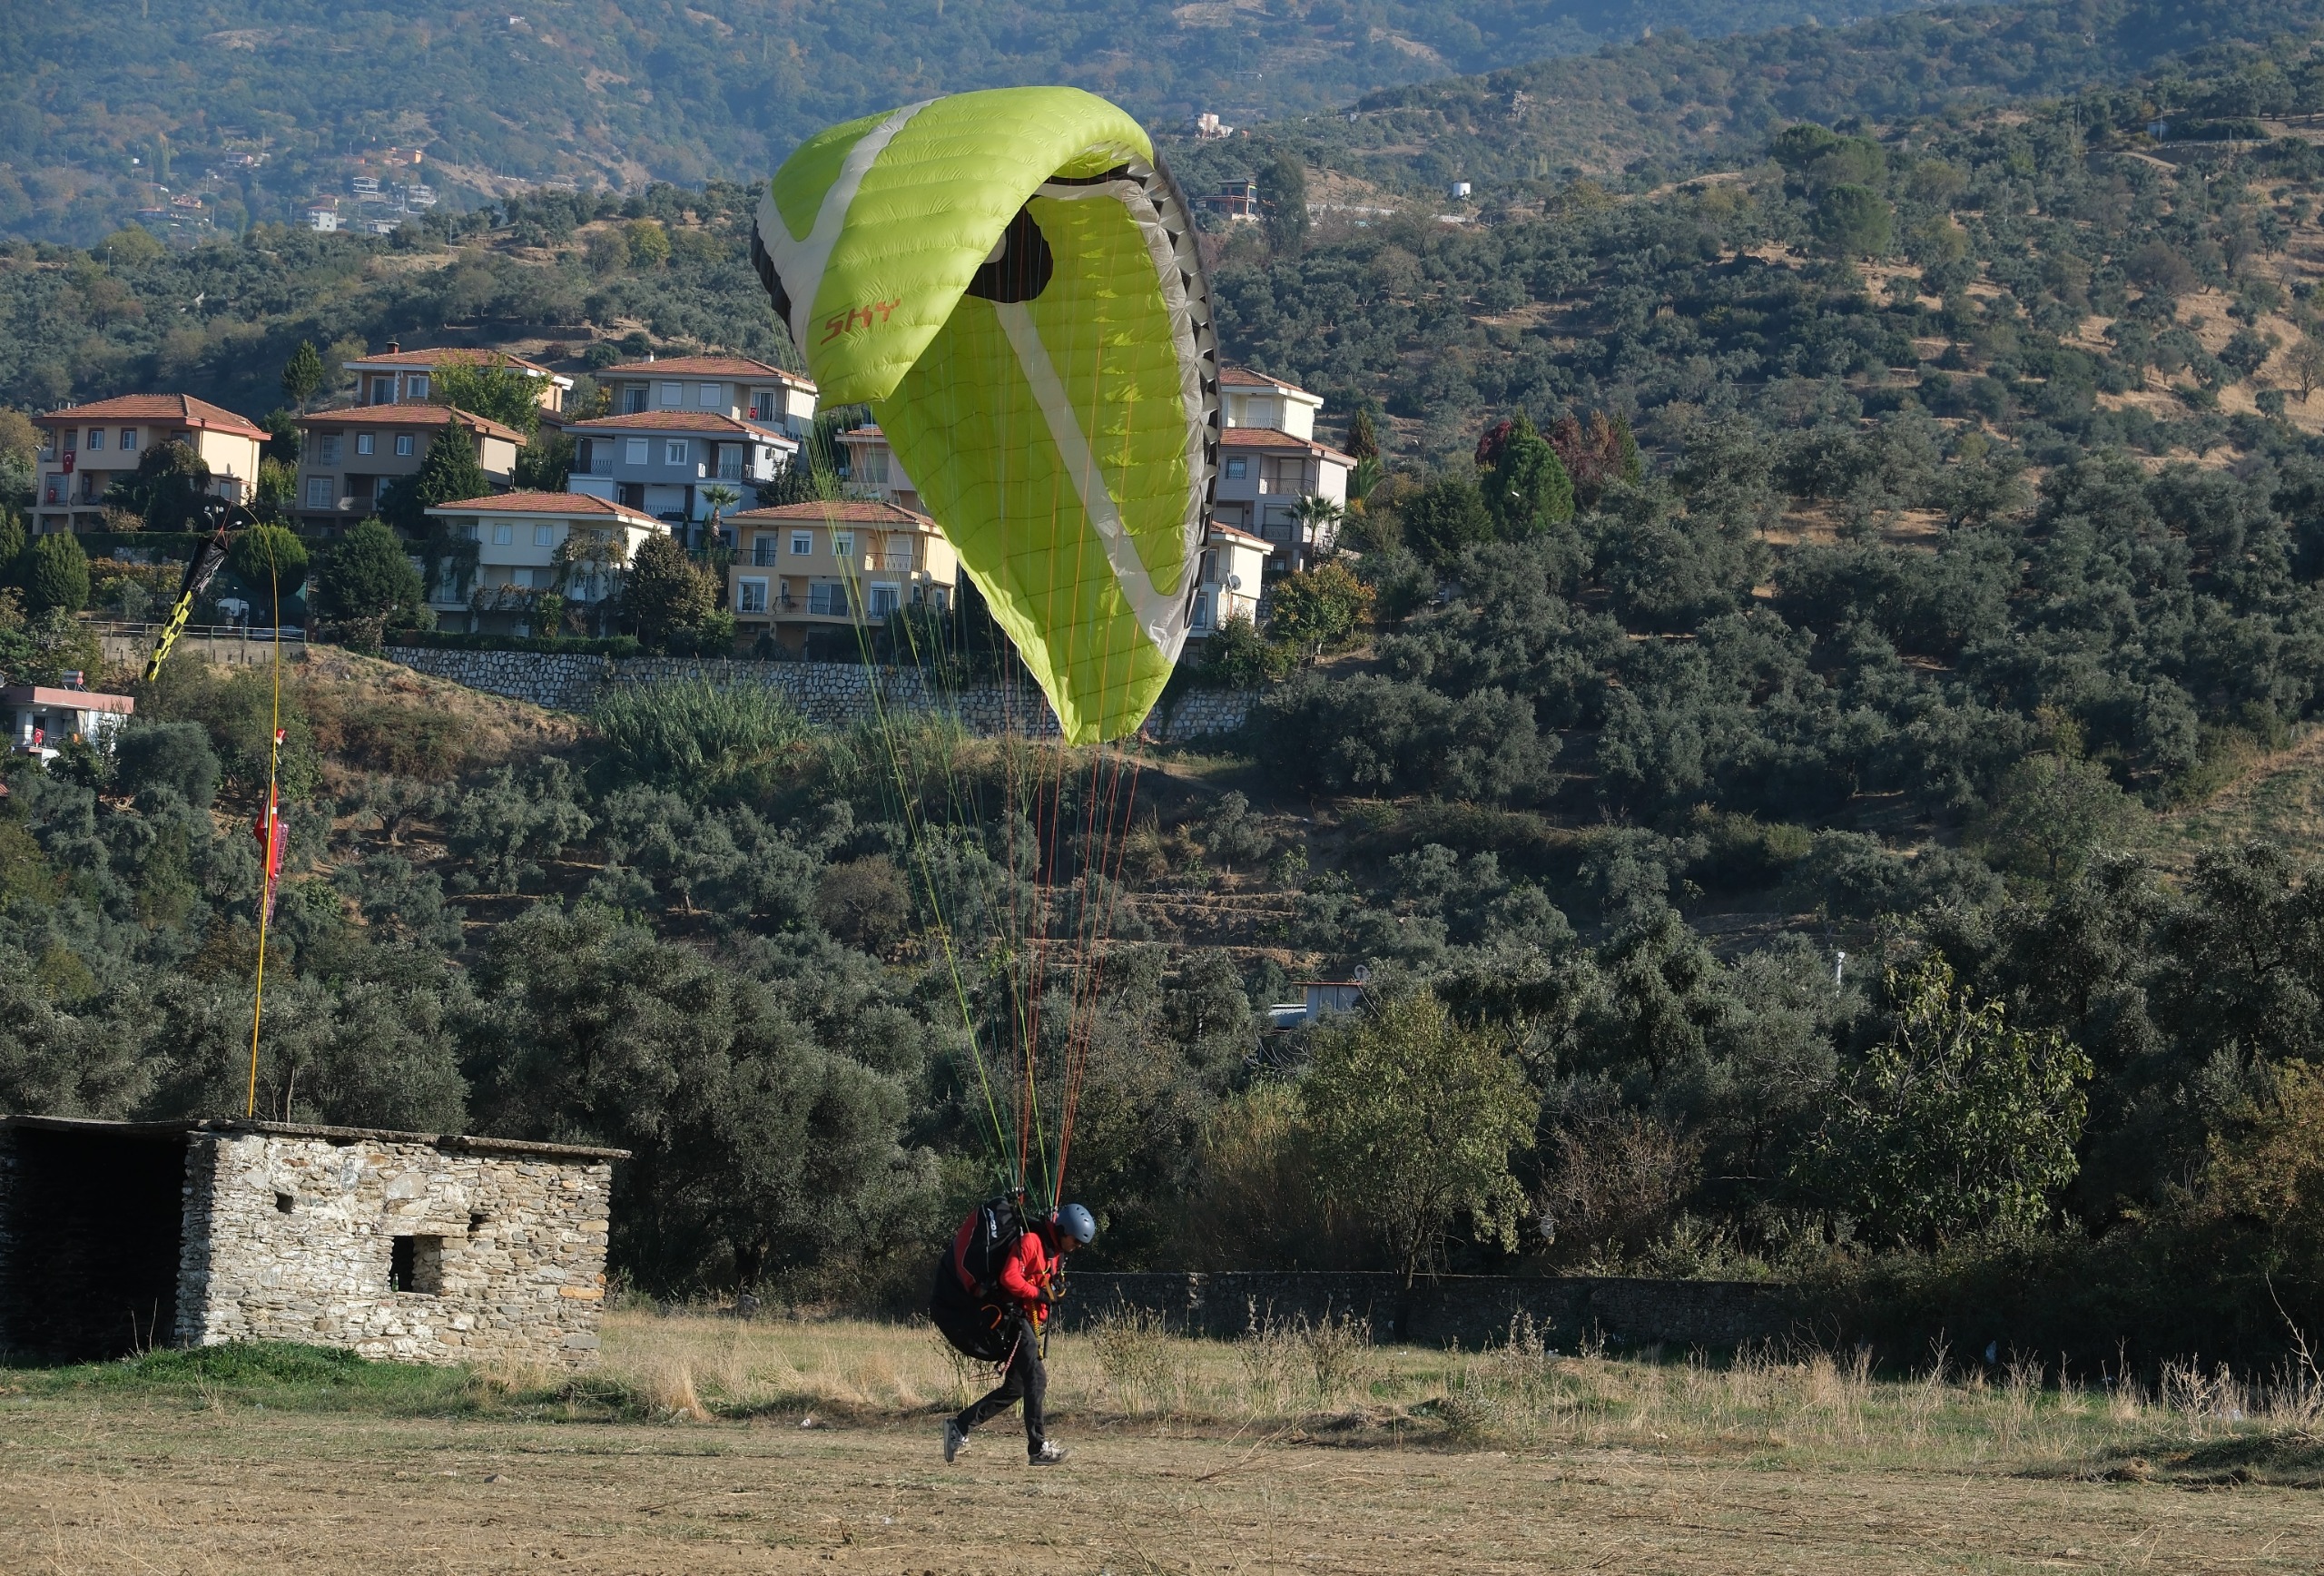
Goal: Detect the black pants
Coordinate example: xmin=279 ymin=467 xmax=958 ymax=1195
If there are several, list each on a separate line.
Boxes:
xmin=954 ymin=1314 xmax=1046 ymax=1454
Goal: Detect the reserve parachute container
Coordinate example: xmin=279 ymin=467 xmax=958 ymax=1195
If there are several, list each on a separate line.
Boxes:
xmin=751 ymin=86 xmax=1220 ymax=744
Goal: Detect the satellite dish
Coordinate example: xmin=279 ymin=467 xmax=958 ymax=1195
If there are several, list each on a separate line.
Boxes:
xmin=1227 ymin=574 xmax=1242 ymax=590
xmin=1353 ymin=964 xmax=1370 ymax=984
xmin=338 ymin=497 xmax=355 ymax=511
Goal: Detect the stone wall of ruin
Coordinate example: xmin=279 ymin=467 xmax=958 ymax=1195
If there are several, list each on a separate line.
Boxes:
xmin=174 ymin=1131 xmax=615 ymax=1368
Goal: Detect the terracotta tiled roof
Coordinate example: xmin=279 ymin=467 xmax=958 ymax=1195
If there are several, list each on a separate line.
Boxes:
xmin=598 ymin=355 xmax=813 ymax=385
xmin=1219 ymin=365 xmax=1317 ymax=396
xmin=1206 ymin=523 xmax=1270 ymax=547
xmin=1220 ymin=426 xmax=1356 ymax=465
xmin=426 ymin=491 xmax=661 ymax=527
xmin=731 ymin=499 xmax=939 ymax=527
xmin=836 ymin=425 xmax=885 ymax=439
xmin=348 ymin=347 xmax=561 ymax=376
xmin=40 ymin=394 xmax=267 ymax=439
xmin=300 ymin=403 xmax=527 ymax=443
xmin=565 ymin=410 xmax=791 ymax=438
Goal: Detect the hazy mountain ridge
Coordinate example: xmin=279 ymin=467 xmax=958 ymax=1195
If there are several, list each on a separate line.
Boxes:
xmin=0 ymin=0 xmax=1944 ymax=244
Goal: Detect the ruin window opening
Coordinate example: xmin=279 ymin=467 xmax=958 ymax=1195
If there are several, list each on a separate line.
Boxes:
xmin=468 ymin=1211 xmax=488 ymax=1236
xmin=275 ymin=1192 xmax=295 ymax=1214
xmin=390 ymin=1234 xmax=444 ymax=1295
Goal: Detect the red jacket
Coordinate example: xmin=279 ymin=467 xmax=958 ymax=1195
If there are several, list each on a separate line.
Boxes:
xmin=995 ymin=1227 xmax=1057 ymax=1322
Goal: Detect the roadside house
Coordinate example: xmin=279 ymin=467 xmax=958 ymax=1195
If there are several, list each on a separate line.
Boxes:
xmin=1189 ymin=524 xmax=1269 ymax=639
xmin=344 ymin=342 xmax=573 ymax=412
xmin=565 ymin=410 xmax=800 ymax=546
xmin=725 ymin=499 xmax=958 ymax=657
xmin=32 ymin=395 xmax=267 ymax=535
xmin=294 ymin=405 xmax=525 ymax=533
xmin=423 ymin=491 xmax=668 ymax=636
xmin=587 ymin=355 xmax=818 ymax=439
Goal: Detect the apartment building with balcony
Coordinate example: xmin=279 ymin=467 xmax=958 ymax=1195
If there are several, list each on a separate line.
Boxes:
xmin=292 ymin=405 xmax=524 ymax=532
xmin=589 ymin=356 xmax=818 ymax=439
xmin=423 ymin=491 xmax=667 ymax=636
xmin=344 ymin=342 xmax=573 ymax=412
xmin=832 ymin=426 xmax=926 ymax=514
xmin=1219 ymin=365 xmax=1325 ymax=438
xmin=725 ymin=500 xmax=958 ymax=656
xmin=564 ymin=411 xmax=800 ymax=545
xmin=1213 ymin=427 xmax=1353 ymax=576
xmin=1188 ymin=525 xmax=1269 ymax=638
xmin=32 ymin=395 xmax=267 ymax=534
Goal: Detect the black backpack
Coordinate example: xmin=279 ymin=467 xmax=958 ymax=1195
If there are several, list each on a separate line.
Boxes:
xmin=948 ymin=1192 xmax=1028 ymax=1300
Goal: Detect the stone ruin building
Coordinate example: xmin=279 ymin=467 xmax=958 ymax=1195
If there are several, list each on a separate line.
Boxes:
xmin=0 ymin=1116 xmax=625 ymax=1367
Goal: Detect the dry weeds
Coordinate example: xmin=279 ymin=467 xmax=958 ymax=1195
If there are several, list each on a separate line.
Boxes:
xmin=5 ymin=1313 xmax=2324 ymax=1573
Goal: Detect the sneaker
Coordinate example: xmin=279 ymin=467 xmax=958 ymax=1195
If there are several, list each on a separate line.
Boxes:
xmin=943 ymin=1420 xmax=968 ymax=1463
xmin=1029 ymin=1440 xmax=1067 ymax=1465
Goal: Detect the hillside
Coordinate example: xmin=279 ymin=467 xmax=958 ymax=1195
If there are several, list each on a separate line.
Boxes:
xmin=1291 ymin=0 xmax=2324 ymax=194
xmin=0 ymin=0 xmax=1942 ymax=245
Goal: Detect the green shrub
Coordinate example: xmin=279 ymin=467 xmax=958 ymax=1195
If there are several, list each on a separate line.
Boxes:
xmin=592 ymin=676 xmax=807 ymax=794
xmin=24 ymin=532 xmax=89 ymax=614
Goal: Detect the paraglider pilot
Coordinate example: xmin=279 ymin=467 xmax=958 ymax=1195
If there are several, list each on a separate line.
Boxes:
xmin=940 ymin=1203 xmax=1097 ymax=1465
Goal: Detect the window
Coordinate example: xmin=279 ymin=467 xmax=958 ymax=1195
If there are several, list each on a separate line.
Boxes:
xmin=389 ymin=1235 xmax=443 ymax=1295
xmin=356 ymin=432 xmax=376 ymax=456
xmin=625 ymin=438 xmax=649 ymax=466
xmin=665 ymin=439 xmax=689 ymax=466
xmin=738 ymin=577 xmax=769 ymax=614
xmin=317 ymin=434 xmax=341 ymax=463
xmin=1224 ymin=457 xmax=1247 ymax=479
xmin=369 ymin=376 xmax=396 ymax=403
xmin=697 ymin=382 xmax=721 ymax=407
xmin=492 ymin=523 xmax=514 ymax=545
xmin=831 ymin=531 xmax=853 ymax=559
xmin=534 ymin=524 xmax=556 ymax=547
xmin=751 ymin=392 xmax=774 ymax=421
xmin=306 ymin=476 xmax=335 ymax=507
xmin=621 ymin=385 xmax=647 ymax=414
xmin=1193 ymin=589 xmax=1212 ymax=629
xmin=85 ymin=428 xmax=103 ymax=451
xmin=868 ymin=583 xmax=900 ymax=618
xmin=753 ymin=536 xmax=778 ymax=566
xmin=120 ymin=428 xmax=137 ymax=451
xmin=406 ymin=374 xmax=429 ymax=399
xmin=395 ymin=433 xmax=415 ymax=457
xmin=616 ymin=483 xmax=645 ymax=508
xmin=657 ymin=380 xmax=683 ymax=407
xmin=1200 ymin=548 xmax=1217 ymax=583
xmin=860 ymin=449 xmax=891 ymax=484
xmin=715 ymin=445 xmax=743 ymax=481
xmin=808 ymin=581 xmax=852 ymax=617
xmin=791 ymin=531 xmax=813 ymax=556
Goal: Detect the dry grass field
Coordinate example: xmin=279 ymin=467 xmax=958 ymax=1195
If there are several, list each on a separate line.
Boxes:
xmin=5 ymin=1311 xmax=2323 ymax=1573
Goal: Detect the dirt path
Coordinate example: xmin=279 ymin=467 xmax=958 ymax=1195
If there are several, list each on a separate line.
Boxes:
xmin=4 ymin=1401 xmax=2319 ymax=1574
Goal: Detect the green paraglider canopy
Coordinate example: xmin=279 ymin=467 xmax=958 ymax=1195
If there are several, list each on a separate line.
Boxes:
xmin=752 ymin=85 xmax=1220 ymax=744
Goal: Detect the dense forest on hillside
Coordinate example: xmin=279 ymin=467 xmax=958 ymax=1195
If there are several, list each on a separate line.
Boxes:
xmin=0 ymin=0 xmax=1945 ymax=244
xmin=8 ymin=9 xmax=2324 ymax=1363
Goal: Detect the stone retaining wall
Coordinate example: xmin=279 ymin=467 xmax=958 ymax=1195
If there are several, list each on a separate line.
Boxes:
xmin=380 ymin=645 xmax=1257 ymax=741
xmin=175 ymin=1129 xmax=617 ymax=1367
xmin=1057 ymin=1271 xmax=1804 ymax=1352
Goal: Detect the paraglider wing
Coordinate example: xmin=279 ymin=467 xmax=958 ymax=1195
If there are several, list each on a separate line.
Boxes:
xmin=753 ymin=87 xmax=1220 ymax=744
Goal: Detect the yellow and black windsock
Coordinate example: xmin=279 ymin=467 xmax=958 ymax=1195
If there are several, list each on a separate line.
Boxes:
xmin=141 ymin=519 xmax=236 ymax=684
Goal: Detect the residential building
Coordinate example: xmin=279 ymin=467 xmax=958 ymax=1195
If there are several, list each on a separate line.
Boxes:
xmin=1213 ymin=427 xmax=1353 ymax=576
xmin=293 ymin=405 xmax=524 ymax=532
xmin=344 ymin=342 xmax=573 ymax=412
xmin=588 ymin=356 xmax=819 ymax=439
xmin=725 ymin=500 xmax=959 ymax=656
xmin=423 ymin=491 xmax=667 ymax=635
xmin=564 ymin=410 xmax=800 ymax=544
xmin=1203 ymin=177 xmax=1261 ymax=221
xmin=306 ymin=199 xmax=340 ymax=231
xmin=833 ymin=425 xmax=924 ymax=513
xmin=1219 ymin=365 xmax=1324 ymax=438
xmin=3 ymin=685 xmax=133 ymax=761
xmin=1187 ymin=525 xmax=1268 ymax=639
xmin=32 ymin=395 xmax=267 ymax=535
